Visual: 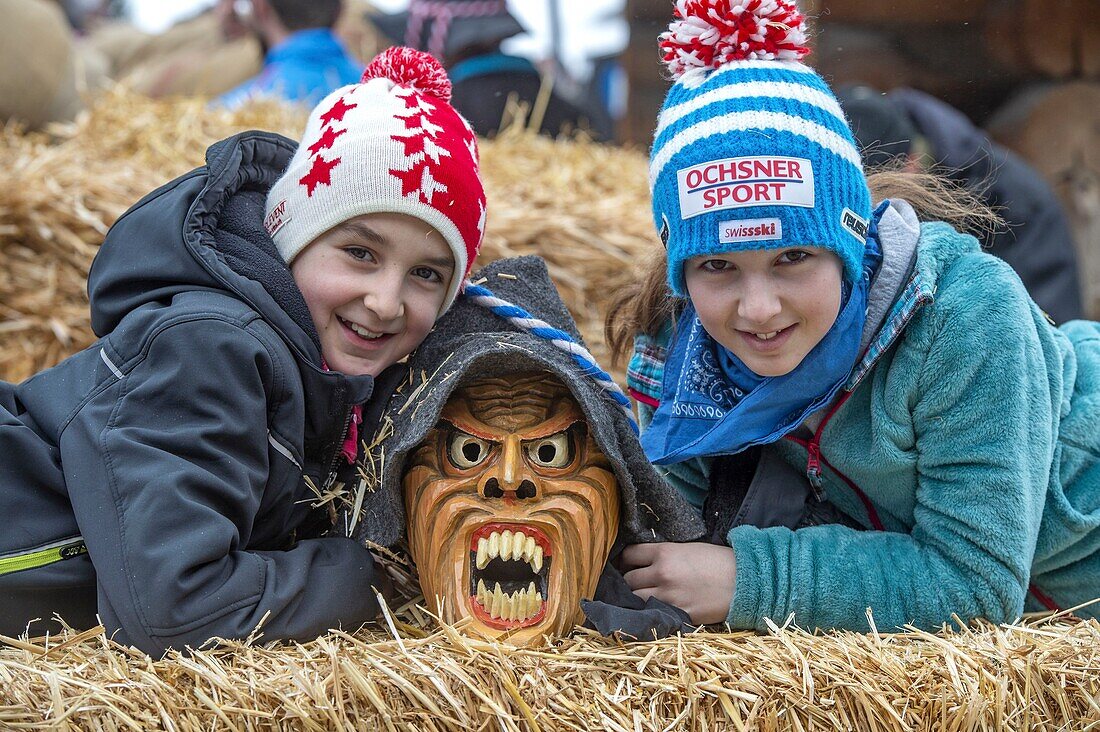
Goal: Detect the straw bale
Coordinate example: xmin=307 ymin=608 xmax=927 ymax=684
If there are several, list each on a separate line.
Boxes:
xmin=2 ymin=610 xmax=1099 ymax=731
xmin=0 ymin=88 xmax=653 ymax=384
xmin=4 ymin=537 xmax=1100 ymax=728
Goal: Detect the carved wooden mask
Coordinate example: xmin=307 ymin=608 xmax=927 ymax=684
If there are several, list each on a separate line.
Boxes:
xmin=402 ymin=371 xmax=620 ymax=645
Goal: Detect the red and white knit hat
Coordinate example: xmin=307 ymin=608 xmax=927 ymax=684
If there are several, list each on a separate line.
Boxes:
xmin=264 ymin=46 xmax=486 ymax=312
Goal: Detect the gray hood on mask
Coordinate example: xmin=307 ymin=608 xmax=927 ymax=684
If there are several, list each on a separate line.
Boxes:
xmin=351 ymin=255 xmax=705 ymax=548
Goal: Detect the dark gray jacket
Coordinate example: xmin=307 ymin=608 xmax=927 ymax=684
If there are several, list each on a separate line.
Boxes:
xmin=889 ymin=88 xmax=1083 ymax=324
xmin=0 ymin=132 xmax=385 ymax=654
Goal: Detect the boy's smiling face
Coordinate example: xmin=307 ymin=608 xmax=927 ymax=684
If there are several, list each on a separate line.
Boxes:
xmin=290 ymin=212 xmax=454 ymax=377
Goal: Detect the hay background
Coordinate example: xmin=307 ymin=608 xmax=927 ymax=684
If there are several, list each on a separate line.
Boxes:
xmin=0 ymin=88 xmax=652 ymax=384
xmin=4 ymin=91 xmax=1100 ymax=729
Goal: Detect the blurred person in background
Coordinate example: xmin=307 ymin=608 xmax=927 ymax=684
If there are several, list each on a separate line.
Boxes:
xmin=0 ymin=0 xmax=106 ymax=129
xmin=58 ymin=0 xmax=118 ymax=34
xmin=370 ymin=0 xmax=601 ymax=138
xmin=216 ymin=0 xmax=363 ymax=109
xmin=837 ymin=84 xmax=1083 ymax=324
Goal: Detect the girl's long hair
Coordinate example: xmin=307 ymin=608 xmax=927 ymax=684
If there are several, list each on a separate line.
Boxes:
xmin=604 ymin=168 xmax=1001 ymax=364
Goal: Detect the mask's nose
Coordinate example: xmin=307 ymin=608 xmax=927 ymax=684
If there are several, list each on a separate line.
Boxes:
xmin=478 ymin=435 xmax=540 ymax=501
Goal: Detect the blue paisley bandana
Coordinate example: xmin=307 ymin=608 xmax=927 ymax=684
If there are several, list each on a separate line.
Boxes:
xmin=642 ymin=220 xmax=883 ymax=465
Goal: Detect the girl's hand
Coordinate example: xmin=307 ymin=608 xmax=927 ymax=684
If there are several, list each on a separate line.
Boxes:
xmin=619 ymin=542 xmax=737 ymax=625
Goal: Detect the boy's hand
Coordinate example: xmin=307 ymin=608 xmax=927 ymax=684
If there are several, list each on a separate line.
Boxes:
xmin=619 ymin=542 xmax=737 ymax=625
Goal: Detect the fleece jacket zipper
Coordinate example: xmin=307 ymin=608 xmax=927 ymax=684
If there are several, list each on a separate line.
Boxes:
xmin=783 ymin=390 xmax=885 ymax=529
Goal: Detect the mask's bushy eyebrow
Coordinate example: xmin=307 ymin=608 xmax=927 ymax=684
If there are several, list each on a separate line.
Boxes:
xmin=438 ymin=418 xmax=499 ymax=442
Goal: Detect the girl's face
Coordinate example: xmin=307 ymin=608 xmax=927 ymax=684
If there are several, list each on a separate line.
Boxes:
xmin=684 ymin=247 xmax=844 ymax=377
xmin=291 ymin=212 xmax=454 ymax=377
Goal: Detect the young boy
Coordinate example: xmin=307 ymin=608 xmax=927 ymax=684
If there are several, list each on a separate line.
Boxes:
xmin=0 ymin=47 xmax=486 ymax=655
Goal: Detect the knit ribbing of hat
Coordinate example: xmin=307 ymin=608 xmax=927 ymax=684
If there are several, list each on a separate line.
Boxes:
xmin=462 ymin=282 xmax=639 ymax=434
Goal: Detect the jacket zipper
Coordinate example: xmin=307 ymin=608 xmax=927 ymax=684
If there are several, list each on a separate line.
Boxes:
xmin=0 ymin=536 xmax=87 ymax=577
xmin=784 ymin=390 xmax=885 ymax=531
xmin=321 ymin=406 xmax=354 ymax=492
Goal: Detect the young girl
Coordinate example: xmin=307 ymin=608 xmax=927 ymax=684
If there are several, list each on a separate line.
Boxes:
xmin=0 ymin=47 xmax=486 ymax=654
xmin=609 ymin=0 xmax=1100 ymax=631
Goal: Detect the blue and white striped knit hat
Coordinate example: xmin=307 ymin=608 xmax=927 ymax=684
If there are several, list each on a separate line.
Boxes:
xmin=650 ymin=0 xmax=872 ymax=295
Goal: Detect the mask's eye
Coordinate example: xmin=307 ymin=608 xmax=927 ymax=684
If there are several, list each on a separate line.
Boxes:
xmin=447 ymin=431 xmax=492 ymax=469
xmin=524 ymin=431 xmax=573 ymax=469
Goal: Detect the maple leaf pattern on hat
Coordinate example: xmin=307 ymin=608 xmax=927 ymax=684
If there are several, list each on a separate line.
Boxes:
xmin=307 ymin=126 xmax=346 ymax=155
xmin=297 ymin=94 xmax=357 ymax=197
xmin=389 ymin=87 xmax=475 ymax=206
xmin=299 ymin=154 xmax=342 ymax=197
xmin=319 ymin=96 xmax=357 ymax=126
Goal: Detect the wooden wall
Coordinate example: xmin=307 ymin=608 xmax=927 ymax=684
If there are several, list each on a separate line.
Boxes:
xmin=620 ymin=0 xmax=1098 ymax=144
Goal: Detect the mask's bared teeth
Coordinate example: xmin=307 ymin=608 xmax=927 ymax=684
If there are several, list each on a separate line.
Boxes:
xmin=527 ymin=582 xmax=538 ymax=618
xmin=508 ymin=590 xmax=521 ymax=620
xmin=500 ymin=530 xmax=513 ymax=560
xmin=511 ymin=530 xmax=525 ymax=561
xmin=488 ymin=531 xmax=500 ymax=559
xmin=533 ymin=544 xmax=544 ymax=573
xmin=475 ymin=537 xmax=489 ymax=569
xmin=472 ymin=580 xmax=545 ymax=625
xmin=514 ymin=588 xmax=528 ymax=621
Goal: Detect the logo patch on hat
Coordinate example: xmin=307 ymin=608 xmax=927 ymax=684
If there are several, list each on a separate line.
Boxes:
xmin=719 ymin=217 xmax=782 ymax=244
xmin=264 ymin=199 xmax=292 ymax=237
xmin=840 ymin=207 xmax=868 ymax=243
xmin=677 ymin=156 xmax=814 ymax=219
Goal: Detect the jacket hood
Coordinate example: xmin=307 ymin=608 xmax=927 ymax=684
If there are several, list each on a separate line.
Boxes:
xmin=351 ymin=255 xmax=705 ymax=548
xmin=859 ymin=199 xmax=920 ymax=354
xmin=87 ymin=131 xmax=374 ymax=427
xmin=88 ymin=131 xmax=324 ymax=363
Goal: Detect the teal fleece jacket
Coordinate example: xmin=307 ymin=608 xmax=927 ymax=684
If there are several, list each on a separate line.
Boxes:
xmin=631 ymin=202 xmax=1100 ymax=631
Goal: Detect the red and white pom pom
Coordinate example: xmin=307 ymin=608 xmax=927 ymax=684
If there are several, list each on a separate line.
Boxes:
xmin=361 ymin=46 xmax=453 ymax=101
xmin=659 ymin=0 xmax=810 ymax=80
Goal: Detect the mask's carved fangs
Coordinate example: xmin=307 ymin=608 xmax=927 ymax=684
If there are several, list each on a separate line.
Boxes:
xmin=468 ymin=522 xmax=553 ymax=629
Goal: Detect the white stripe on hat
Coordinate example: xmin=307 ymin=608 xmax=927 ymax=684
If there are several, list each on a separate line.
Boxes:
xmin=674 ymin=59 xmax=819 ymax=90
xmin=649 ymin=110 xmax=863 ymax=190
xmin=656 ymin=80 xmax=848 ymax=138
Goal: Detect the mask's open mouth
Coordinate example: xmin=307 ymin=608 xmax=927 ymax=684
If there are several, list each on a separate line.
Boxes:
xmin=468 ymin=522 xmax=552 ymax=629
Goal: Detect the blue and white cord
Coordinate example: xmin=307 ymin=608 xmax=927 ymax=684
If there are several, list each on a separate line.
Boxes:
xmin=463 ymin=282 xmax=639 ymax=434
